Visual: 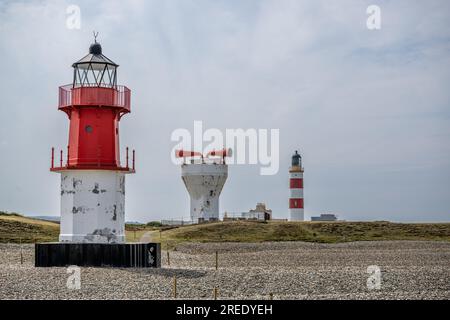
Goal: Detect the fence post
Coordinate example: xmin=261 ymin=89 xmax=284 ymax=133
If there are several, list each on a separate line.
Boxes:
xmin=213 ymin=287 xmax=218 ymax=300
xmin=20 ymin=238 xmax=23 ymax=265
xmin=215 ymin=251 xmax=218 ymax=270
xmin=51 ymin=147 xmax=54 ymax=169
xmin=269 ymin=293 xmax=273 ymax=300
xmin=167 ymin=251 xmax=170 ymax=266
xmin=173 ymin=275 xmax=177 ymax=298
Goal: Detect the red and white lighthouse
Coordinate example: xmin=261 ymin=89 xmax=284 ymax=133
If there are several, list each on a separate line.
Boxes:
xmin=50 ymin=39 xmax=135 ymax=243
xmin=289 ymin=150 xmax=304 ymax=221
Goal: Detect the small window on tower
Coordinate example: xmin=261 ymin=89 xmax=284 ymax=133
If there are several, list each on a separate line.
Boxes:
xmin=116 ymin=128 xmax=118 ymax=135
xmin=85 ymin=125 xmax=93 ymax=133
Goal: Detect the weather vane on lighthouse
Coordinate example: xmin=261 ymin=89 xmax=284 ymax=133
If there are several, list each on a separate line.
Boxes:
xmin=93 ymin=30 xmax=99 ymax=43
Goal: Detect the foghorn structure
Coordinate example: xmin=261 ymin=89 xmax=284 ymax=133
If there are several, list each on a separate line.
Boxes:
xmin=177 ymin=148 xmax=231 ymax=223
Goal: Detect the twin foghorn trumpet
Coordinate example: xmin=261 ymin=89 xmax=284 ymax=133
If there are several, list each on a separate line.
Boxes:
xmin=174 ymin=150 xmax=202 ymax=158
xmin=174 ymin=148 xmax=232 ymax=158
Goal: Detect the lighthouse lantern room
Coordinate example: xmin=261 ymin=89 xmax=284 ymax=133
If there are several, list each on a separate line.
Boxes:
xmin=51 ymin=38 xmax=135 ymax=244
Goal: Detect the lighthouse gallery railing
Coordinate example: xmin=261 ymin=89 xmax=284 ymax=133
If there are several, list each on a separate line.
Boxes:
xmin=58 ymin=84 xmax=131 ymax=112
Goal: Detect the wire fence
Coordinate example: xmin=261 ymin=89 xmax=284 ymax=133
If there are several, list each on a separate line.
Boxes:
xmin=160 ymin=219 xmax=196 ymax=226
xmin=223 ymin=212 xmax=267 ymax=221
xmin=163 ymin=250 xmax=281 ymax=300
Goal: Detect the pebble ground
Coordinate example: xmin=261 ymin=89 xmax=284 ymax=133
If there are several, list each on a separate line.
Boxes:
xmin=0 ymin=241 xmax=449 ymax=300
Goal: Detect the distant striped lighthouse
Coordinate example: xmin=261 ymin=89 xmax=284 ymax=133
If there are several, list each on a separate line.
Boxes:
xmin=289 ymin=151 xmax=304 ymax=221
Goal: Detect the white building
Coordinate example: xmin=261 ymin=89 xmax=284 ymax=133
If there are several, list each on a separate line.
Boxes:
xmin=224 ymin=203 xmax=272 ymax=221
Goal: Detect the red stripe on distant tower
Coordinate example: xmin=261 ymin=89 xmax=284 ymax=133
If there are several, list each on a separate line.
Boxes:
xmin=289 ymin=178 xmax=303 ymax=189
xmin=289 ymin=198 xmax=304 ymax=209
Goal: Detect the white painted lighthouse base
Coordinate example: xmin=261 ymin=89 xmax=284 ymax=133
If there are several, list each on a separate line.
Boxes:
xmin=59 ymin=170 xmax=126 ymax=243
xmin=190 ymin=197 xmax=219 ymax=222
xmin=289 ymin=209 xmax=304 ymax=221
xmin=181 ymin=163 xmax=228 ymax=223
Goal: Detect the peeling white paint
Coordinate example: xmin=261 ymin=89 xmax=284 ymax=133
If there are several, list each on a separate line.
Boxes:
xmin=59 ymin=170 xmax=126 ymax=243
xmin=181 ymin=163 xmax=227 ymax=222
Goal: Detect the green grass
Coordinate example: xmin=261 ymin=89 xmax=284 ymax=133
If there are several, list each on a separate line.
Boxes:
xmin=156 ymin=220 xmax=450 ymax=249
xmin=0 ymin=211 xmax=22 ymax=217
xmin=0 ymin=213 xmax=59 ymax=243
xmin=2 ymin=212 xmax=449 ymax=247
xmin=125 ymin=223 xmax=161 ymax=242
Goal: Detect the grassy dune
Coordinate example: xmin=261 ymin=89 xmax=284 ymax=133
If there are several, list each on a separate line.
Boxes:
xmin=0 ymin=213 xmax=59 ymax=243
xmin=1 ymin=212 xmax=449 ymax=246
xmin=0 ymin=213 xmax=162 ymax=243
xmin=156 ymin=220 xmax=450 ymax=249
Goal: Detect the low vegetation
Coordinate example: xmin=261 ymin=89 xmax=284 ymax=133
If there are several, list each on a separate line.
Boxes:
xmin=1 ymin=212 xmax=449 ymax=246
xmin=0 ymin=212 xmax=59 ymax=243
xmin=156 ymin=220 xmax=450 ymax=249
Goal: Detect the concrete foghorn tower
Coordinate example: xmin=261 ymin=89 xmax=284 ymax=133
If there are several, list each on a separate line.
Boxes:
xmin=176 ymin=149 xmax=231 ymax=223
xmin=289 ymin=151 xmax=304 ymax=221
xmin=51 ymin=39 xmax=135 ymax=243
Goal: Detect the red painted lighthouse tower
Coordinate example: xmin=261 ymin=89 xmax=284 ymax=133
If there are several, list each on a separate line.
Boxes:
xmin=289 ymin=150 xmax=304 ymax=221
xmin=51 ymin=38 xmax=135 ymax=243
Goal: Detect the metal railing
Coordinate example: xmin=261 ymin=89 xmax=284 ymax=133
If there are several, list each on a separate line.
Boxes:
xmin=50 ymin=146 xmax=135 ymax=172
xmin=58 ymin=84 xmax=131 ymax=112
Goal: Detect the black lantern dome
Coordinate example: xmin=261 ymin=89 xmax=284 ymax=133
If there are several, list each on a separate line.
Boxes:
xmin=291 ymin=150 xmax=301 ymax=167
xmin=89 ymin=42 xmax=102 ymax=55
xmin=72 ymin=38 xmax=118 ymax=88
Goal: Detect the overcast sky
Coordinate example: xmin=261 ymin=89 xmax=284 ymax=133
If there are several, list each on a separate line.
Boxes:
xmin=0 ymin=0 xmax=449 ymax=222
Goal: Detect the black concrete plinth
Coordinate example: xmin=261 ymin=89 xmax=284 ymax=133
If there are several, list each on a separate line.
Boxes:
xmin=35 ymin=242 xmax=161 ymax=268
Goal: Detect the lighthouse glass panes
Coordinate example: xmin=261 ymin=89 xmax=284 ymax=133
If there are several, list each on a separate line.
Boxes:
xmin=72 ymin=43 xmax=118 ymax=88
xmin=73 ymin=62 xmax=117 ymax=88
